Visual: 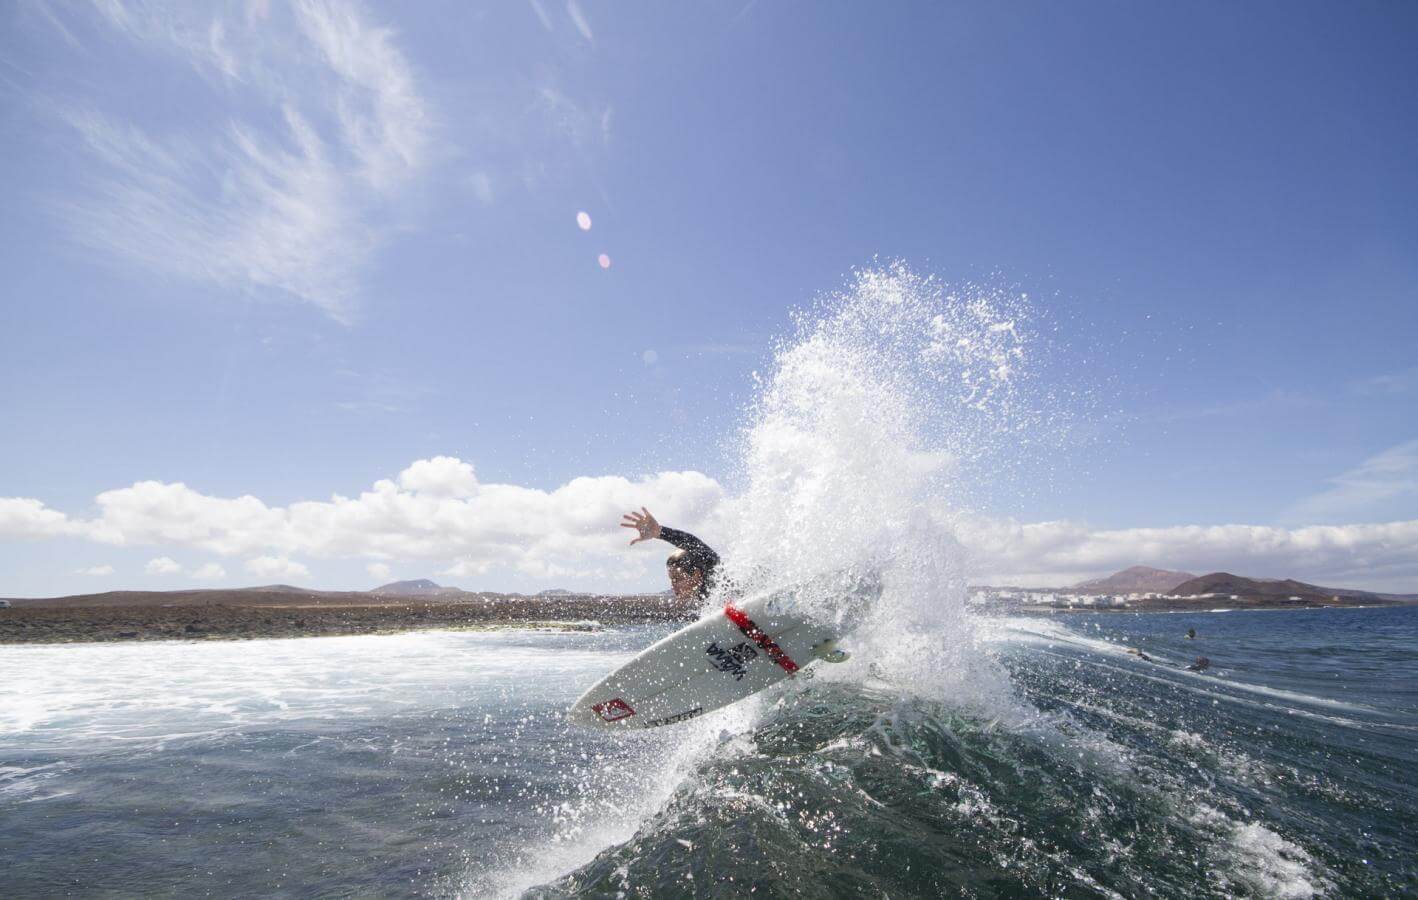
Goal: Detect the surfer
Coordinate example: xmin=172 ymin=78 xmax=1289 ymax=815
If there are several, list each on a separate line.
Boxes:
xmin=620 ymin=507 xmax=719 ymax=600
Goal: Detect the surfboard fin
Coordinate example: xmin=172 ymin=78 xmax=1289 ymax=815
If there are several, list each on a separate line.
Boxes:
xmin=811 ymin=639 xmax=849 ymax=663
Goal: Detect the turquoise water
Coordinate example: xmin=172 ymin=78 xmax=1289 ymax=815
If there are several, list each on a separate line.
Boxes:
xmin=2 ymin=606 xmax=1415 ymax=897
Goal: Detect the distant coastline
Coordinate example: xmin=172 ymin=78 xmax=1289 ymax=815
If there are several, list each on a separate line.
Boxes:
xmin=970 ymin=566 xmax=1418 ymax=614
xmin=0 ymin=584 xmax=695 ymax=645
xmin=998 ymin=600 xmax=1407 ymax=616
xmin=4 ymin=567 xmax=1415 ymax=645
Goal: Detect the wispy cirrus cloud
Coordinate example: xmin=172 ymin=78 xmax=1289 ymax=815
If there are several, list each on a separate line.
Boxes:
xmin=1146 ymin=388 xmax=1321 ymax=425
xmin=1281 ymin=439 xmax=1418 ymax=526
xmin=1351 ymin=367 xmax=1418 ymax=396
xmin=43 ymin=0 xmax=431 ymax=319
xmin=565 ymin=0 xmax=594 ymax=44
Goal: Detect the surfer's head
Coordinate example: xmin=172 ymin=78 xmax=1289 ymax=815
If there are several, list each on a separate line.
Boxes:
xmin=666 ymin=549 xmax=705 ymax=600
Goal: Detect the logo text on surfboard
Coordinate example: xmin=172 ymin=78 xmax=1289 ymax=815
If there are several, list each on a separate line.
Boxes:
xmin=645 ymin=707 xmax=703 ymax=727
xmin=706 ymin=641 xmax=758 ymax=680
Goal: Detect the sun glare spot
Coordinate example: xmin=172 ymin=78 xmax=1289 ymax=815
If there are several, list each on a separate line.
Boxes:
xmin=598 ymin=253 xmax=611 ymax=269
xmin=577 ymin=211 xmax=592 ymax=230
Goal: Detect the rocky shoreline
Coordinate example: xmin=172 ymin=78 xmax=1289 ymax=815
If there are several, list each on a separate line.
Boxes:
xmin=0 ymin=593 xmax=698 ymax=645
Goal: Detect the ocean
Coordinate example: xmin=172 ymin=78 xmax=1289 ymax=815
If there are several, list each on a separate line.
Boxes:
xmin=2 ymin=605 xmax=1415 ymax=897
xmin=6 ymin=268 xmax=1413 ymax=898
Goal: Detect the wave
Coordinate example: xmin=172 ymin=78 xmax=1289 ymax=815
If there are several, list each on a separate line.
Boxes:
xmin=506 ymin=676 xmax=1331 ymax=899
xmin=487 ymin=268 xmax=1358 ymax=897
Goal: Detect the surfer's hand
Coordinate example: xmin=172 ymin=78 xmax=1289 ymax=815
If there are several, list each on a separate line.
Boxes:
xmin=620 ymin=507 xmax=662 ymax=545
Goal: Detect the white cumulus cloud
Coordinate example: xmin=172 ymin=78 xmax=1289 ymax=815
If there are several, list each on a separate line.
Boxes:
xmin=145 ymin=556 xmax=183 ymax=575
xmin=0 ymin=497 xmax=80 ymax=540
xmin=192 ymin=563 xmax=227 ymax=581
xmin=955 ymin=516 xmax=1418 ymax=589
xmin=20 ymin=458 xmax=726 ymax=584
xmin=4 ymin=455 xmax=1417 ymax=591
xmin=397 ymin=456 xmax=478 ymax=498
xmin=245 ymin=556 xmax=311 ymax=580
xmin=438 ymin=559 xmax=490 ymax=579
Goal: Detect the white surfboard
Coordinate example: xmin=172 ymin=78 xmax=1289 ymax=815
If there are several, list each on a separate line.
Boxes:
xmin=569 ymin=569 xmax=880 ymax=730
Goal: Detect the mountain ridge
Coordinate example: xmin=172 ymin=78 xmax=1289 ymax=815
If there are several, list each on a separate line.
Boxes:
xmin=371 ymin=579 xmax=465 ymax=596
xmin=1072 ymin=566 xmax=1196 ymax=594
xmin=1170 ymin=572 xmax=1375 ymax=603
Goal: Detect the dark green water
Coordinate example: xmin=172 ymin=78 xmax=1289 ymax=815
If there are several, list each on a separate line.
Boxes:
xmin=534 ymin=607 xmax=1417 ymax=898
xmin=2 ymin=607 xmax=1415 ymax=897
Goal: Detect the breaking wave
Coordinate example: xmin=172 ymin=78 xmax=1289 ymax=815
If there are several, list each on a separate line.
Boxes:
xmin=471 ymin=266 xmax=1394 ymax=897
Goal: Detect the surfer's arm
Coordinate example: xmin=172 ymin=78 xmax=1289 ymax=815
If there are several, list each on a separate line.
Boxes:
xmin=658 ymin=526 xmax=720 ymax=573
xmin=621 ymin=508 xmax=720 ymax=572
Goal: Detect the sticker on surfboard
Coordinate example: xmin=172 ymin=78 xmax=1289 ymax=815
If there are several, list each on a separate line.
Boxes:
xmin=591 ymin=698 xmax=636 ymax=722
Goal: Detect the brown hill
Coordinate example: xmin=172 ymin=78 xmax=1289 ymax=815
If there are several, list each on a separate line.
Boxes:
xmin=1170 ymin=572 xmax=1379 ymax=604
xmin=1073 ymin=566 xmax=1196 ymax=594
xmin=4 ymin=588 xmax=422 ymax=609
xmin=371 ymin=579 xmax=465 ymax=596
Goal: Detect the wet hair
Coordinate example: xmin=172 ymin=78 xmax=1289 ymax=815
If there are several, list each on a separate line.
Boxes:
xmin=665 ymin=548 xmax=703 ymax=577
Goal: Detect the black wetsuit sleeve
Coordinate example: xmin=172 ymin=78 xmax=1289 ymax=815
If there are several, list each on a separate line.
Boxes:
xmin=659 ymin=526 xmax=720 ymax=580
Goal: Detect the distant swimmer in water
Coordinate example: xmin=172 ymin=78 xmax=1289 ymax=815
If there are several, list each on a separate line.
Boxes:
xmin=1127 ymin=648 xmax=1152 ymax=662
xmin=1186 ymin=628 xmax=1197 ymax=640
xmin=621 ymin=507 xmax=720 ymax=601
xmin=1187 ymin=656 xmax=1211 ymax=672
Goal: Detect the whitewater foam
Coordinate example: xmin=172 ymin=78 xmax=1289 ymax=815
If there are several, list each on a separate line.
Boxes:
xmin=1190 ymin=805 xmax=1330 ymax=898
xmin=0 ymin=630 xmax=631 ymax=753
xmin=713 ymin=264 xmax=1063 ymax=717
xmin=468 ymin=700 xmax=767 ymax=898
xmin=477 ymin=266 xmax=1064 ymax=894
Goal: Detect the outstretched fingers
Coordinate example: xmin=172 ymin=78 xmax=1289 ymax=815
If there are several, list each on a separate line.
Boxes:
xmin=621 ymin=513 xmax=644 ymax=544
xmin=619 ymin=508 xmax=656 ymax=545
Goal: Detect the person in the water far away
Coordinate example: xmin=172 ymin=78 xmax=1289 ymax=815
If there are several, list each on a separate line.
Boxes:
xmin=621 ymin=507 xmax=720 ymax=601
xmin=1187 ymin=656 xmax=1211 ymax=672
xmin=1186 ymin=628 xmax=1197 ymax=640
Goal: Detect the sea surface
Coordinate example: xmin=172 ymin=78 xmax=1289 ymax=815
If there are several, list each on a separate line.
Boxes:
xmin=2 ymin=605 xmax=1415 ymax=898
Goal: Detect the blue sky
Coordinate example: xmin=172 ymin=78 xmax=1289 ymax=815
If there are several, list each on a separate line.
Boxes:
xmin=2 ymin=0 xmax=1416 ymax=595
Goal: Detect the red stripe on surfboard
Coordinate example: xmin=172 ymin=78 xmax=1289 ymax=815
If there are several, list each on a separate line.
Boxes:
xmin=723 ymin=604 xmax=799 ymax=674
